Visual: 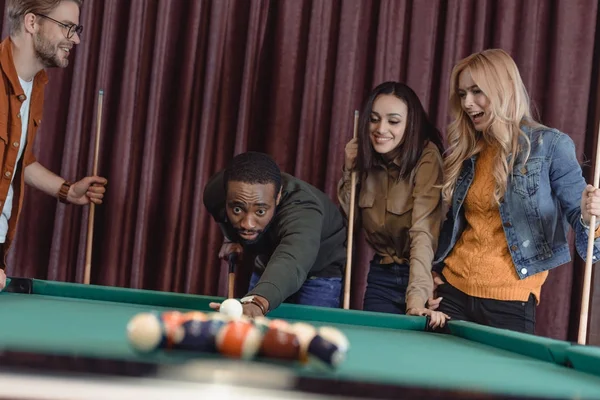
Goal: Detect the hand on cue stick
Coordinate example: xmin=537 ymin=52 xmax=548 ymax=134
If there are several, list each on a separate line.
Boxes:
xmin=578 ymin=116 xmax=600 ymax=344
xmin=84 ymin=89 xmax=105 ymax=285
xmin=343 ymin=110 xmax=359 ymax=309
xmin=578 ymin=184 xmax=600 ymax=344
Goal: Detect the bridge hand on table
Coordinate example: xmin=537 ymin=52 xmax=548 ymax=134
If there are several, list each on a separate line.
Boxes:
xmin=209 ymin=300 xmax=265 ymax=318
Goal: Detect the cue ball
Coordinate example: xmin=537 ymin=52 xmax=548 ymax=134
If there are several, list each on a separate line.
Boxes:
xmin=219 ymin=299 xmax=243 ymax=318
xmin=126 ymin=312 xmax=162 ymax=352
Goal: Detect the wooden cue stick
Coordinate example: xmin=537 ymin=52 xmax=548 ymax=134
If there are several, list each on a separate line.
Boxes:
xmin=578 ymin=121 xmax=600 ymax=344
xmin=84 ymin=90 xmax=104 ymax=285
xmin=228 ymin=253 xmax=237 ymax=299
xmin=343 ymin=110 xmax=359 ymax=309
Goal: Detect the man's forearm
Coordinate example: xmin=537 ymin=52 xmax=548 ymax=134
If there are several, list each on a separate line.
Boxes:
xmin=24 ymin=162 xmax=64 ymax=198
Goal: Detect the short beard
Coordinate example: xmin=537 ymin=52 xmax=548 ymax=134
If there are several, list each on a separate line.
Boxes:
xmin=33 ymin=31 xmax=67 ymax=68
xmin=232 ymin=217 xmax=275 ymax=246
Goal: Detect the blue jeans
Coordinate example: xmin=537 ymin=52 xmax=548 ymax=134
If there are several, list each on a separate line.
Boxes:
xmin=248 ymin=272 xmax=342 ymax=308
xmin=363 ymin=258 xmax=409 ymax=314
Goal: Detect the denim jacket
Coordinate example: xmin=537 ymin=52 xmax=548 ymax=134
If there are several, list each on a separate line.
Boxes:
xmin=433 ymin=124 xmax=600 ymax=279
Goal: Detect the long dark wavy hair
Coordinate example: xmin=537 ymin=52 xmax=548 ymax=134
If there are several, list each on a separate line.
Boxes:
xmin=356 ymin=81 xmax=444 ymax=180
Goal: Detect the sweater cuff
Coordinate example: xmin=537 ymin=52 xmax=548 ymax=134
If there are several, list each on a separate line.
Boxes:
xmin=248 ymin=281 xmax=283 ymax=311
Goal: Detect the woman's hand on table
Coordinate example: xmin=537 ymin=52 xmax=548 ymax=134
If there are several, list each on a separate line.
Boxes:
xmin=407 ymin=307 xmax=450 ymax=329
xmin=0 ymin=269 xmax=5 ymax=291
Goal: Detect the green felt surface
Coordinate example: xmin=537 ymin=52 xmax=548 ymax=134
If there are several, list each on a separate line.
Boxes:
xmin=448 ymin=320 xmax=572 ymax=364
xmin=2 ymin=280 xmax=600 ymax=399
xmin=565 ymin=345 xmax=600 ymax=376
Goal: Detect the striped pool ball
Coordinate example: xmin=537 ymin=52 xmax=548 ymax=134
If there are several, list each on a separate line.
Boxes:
xmin=159 ymin=311 xmax=187 ymax=349
xmin=177 ymin=312 xmax=221 ymax=353
xmin=216 ymin=320 xmax=262 ymax=360
xmin=307 ymin=326 xmax=349 ymax=368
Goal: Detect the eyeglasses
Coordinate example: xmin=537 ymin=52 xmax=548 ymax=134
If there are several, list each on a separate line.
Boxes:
xmin=35 ymin=13 xmax=83 ymax=39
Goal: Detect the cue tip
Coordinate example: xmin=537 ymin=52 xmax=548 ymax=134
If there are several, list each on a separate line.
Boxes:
xmin=98 ymin=89 xmax=104 ymax=95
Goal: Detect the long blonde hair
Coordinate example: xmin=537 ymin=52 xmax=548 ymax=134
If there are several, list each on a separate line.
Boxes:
xmin=442 ymin=48 xmax=540 ymax=204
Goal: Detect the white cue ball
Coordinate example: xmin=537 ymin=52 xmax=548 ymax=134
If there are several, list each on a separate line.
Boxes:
xmin=126 ymin=312 xmax=162 ymax=352
xmin=219 ymin=298 xmax=244 ymax=318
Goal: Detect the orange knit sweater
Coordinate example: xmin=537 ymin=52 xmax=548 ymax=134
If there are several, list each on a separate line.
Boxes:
xmin=443 ymin=144 xmax=548 ymax=302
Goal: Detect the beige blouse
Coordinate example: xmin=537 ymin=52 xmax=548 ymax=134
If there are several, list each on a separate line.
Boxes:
xmin=337 ymin=141 xmax=444 ymax=310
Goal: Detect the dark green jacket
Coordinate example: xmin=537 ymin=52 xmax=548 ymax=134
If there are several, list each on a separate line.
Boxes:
xmin=203 ymin=170 xmax=347 ymax=309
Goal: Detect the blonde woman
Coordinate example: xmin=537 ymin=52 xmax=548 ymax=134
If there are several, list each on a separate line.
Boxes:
xmin=429 ymin=49 xmax=600 ymax=334
xmin=339 ymin=81 xmax=450 ymax=329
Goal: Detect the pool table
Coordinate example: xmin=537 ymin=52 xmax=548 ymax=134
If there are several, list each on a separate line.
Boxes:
xmin=1 ymin=277 xmax=600 ymax=400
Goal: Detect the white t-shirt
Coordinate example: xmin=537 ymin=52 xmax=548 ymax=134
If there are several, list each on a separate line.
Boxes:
xmin=0 ymin=77 xmax=33 ymax=242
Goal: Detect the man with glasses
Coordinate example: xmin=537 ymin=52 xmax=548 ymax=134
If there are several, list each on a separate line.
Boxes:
xmin=0 ymin=0 xmax=107 ymax=290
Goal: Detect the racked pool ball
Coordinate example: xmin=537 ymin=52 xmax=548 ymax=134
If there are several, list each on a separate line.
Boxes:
xmin=290 ymin=322 xmax=317 ymax=363
xmin=127 ymin=311 xmax=189 ymax=352
xmin=207 ymin=311 xmax=230 ymax=329
xmin=126 ymin=312 xmax=163 ymax=352
xmin=307 ymin=326 xmax=349 ymax=368
xmin=182 ymin=311 xmax=208 ymax=321
xmin=158 ymin=311 xmax=187 ymax=349
xmin=177 ymin=312 xmax=220 ymax=353
xmin=268 ymin=319 xmax=291 ymax=330
xmin=216 ymin=320 xmax=262 ymax=360
xmin=260 ymin=323 xmax=300 ymax=361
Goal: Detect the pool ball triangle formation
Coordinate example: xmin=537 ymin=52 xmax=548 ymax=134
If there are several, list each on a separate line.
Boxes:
xmin=126 ymin=299 xmax=350 ymax=369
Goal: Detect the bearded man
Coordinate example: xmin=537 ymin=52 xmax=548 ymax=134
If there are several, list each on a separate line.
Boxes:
xmin=0 ymin=0 xmax=107 ymax=290
xmin=203 ymin=151 xmax=347 ymax=317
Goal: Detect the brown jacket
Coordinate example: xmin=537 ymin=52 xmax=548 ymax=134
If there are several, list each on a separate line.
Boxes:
xmin=0 ymin=37 xmax=48 ymax=265
xmin=338 ymin=141 xmax=444 ymax=310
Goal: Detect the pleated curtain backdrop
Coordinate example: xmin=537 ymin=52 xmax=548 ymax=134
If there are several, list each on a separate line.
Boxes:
xmin=2 ymin=0 xmax=599 ymax=343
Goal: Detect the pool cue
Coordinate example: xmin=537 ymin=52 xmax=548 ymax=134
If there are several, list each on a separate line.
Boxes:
xmin=578 ymin=121 xmax=600 ymax=345
xmin=228 ymin=252 xmax=237 ymax=298
xmin=84 ymin=89 xmax=104 ymax=285
xmin=343 ymin=110 xmax=359 ymax=309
